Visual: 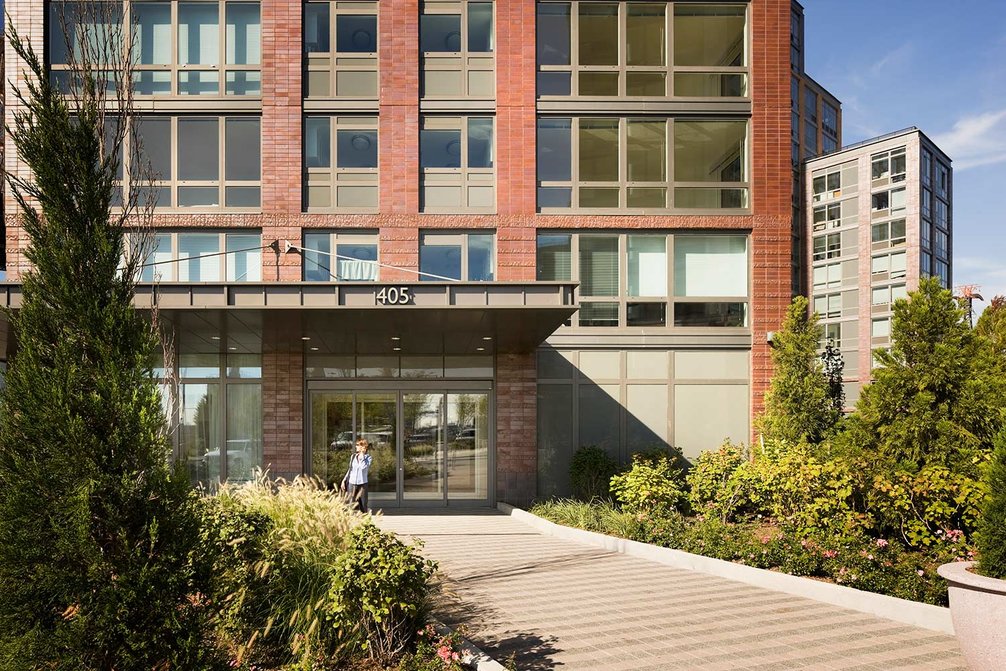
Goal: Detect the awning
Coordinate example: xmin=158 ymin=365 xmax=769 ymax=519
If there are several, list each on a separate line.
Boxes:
xmin=0 ymin=282 xmax=578 ymax=356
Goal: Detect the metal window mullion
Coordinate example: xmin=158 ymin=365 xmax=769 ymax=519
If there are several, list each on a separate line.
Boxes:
xmin=570 ymin=1 xmax=579 ymax=96
xmin=218 ymin=116 xmax=227 ymax=216
xmin=571 ymin=232 xmax=581 ymax=327
xmin=618 ymin=233 xmax=627 ymax=327
xmin=571 ymin=117 xmax=580 ymax=208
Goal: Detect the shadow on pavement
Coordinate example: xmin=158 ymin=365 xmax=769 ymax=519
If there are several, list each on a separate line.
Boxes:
xmin=433 ymin=578 xmax=562 ymax=671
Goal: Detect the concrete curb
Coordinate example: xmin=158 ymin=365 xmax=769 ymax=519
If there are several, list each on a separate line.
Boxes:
xmin=498 ymin=502 xmax=954 ymax=635
xmin=431 ymin=620 xmax=508 ymax=671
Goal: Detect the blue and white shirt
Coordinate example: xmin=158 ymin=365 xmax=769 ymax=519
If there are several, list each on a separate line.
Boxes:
xmin=347 ymin=453 xmax=372 ymax=485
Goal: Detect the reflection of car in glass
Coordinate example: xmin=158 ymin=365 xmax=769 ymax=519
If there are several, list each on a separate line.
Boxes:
xmin=330 ymin=431 xmax=354 ymax=451
xmin=454 ymin=427 xmax=477 ymax=448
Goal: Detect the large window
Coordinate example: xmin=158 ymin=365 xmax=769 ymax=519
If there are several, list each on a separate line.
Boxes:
xmin=811 ymin=167 xmax=841 ymax=202
xmin=421 ymin=0 xmax=494 ymax=98
xmin=537 ymin=232 xmax=748 ymax=328
xmin=812 ymin=232 xmax=841 ymax=261
xmin=871 ymin=219 xmax=906 ymax=250
xmin=304 ymin=1 xmax=378 ymax=98
xmin=304 ymin=116 xmax=378 ymax=211
xmin=536 ymin=2 xmax=747 ymax=98
xmin=50 ymin=1 xmax=262 ymax=96
xmin=125 ymin=115 xmax=261 ymax=209
xmin=302 ymin=230 xmax=379 ymax=281
xmin=871 ymin=147 xmax=906 ymax=184
xmin=537 ymin=117 xmax=747 ymax=211
xmin=168 ymin=352 xmax=262 ymax=487
xmin=419 ymin=232 xmax=495 ymax=281
xmin=871 ymin=187 xmax=906 ymax=216
xmin=871 ymin=251 xmax=907 ymax=280
xmin=134 ymin=231 xmax=262 ymax=282
xmin=420 ymin=116 xmax=494 ymax=212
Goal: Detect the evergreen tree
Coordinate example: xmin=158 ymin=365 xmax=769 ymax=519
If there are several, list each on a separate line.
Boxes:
xmin=0 ymin=25 xmax=222 ymax=669
xmin=978 ymin=429 xmax=1006 ymax=579
xmin=756 ymin=296 xmax=841 ymax=444
xmin=840 ymin=277 xmax=1005 ymax=475
xmin=821 ymin=339 xmax=846 ymax=414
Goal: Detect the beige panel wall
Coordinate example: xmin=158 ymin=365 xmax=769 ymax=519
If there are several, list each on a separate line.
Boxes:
xmin=536 ymin=346 xmax=750 ymax=498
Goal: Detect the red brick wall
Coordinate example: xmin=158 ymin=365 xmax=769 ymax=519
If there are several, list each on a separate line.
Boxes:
xmin=496 ymin=351 xmax=537 ymax=506
xmin=262 ymin=348 xmax=304 ymax=480
xmin=749 ymin=0 xmax=794 ymax=423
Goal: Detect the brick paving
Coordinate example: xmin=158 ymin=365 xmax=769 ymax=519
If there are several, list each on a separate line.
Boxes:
xmin=377 ymin=511 xmax=965 ymax=671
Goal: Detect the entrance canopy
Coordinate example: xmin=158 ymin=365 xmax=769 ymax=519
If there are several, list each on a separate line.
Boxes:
xmin=0 ymin=282 xmax=578 ymax=356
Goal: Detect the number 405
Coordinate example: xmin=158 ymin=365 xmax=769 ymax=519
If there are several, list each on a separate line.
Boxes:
xmin=376 ymin=286 xmax=412 ymax=305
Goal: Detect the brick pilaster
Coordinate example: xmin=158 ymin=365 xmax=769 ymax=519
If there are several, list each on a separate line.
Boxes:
xmin=496 ymin=352 xmax=537 ymax=506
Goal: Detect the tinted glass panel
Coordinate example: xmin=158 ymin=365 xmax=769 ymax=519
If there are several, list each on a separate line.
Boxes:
xmin=303 ymin=231 xmax=331 ymax=281
xmin=579 ymin=118 xmax=618 ymax=182
xmin=537 ymin=234 xmax=571 ymax=281
xmin=420 ymin=129 xmax=462 ymax=168
xmin=137 ymin=116 xmax=172 ymax=180
xmin=627 ymin=120 xmax=666 ymax=182
xmin=578 ymin=3 xmax=617 ymax=65
xmin=467 ymin=118 xmax=493 ymax=168
xmin=304 ymin=3 xmax=330 ymax=52
xmin=421 ymin=14 xmax=461 ymax=52
xmin=579 ymin=236 xmax=618 ymax=297
xmin=468 ymin=2 xmax=493 ymax=52
xmin=305 ymin=117 xmax=331 ymax=168
xmin=337 ymin=129 xmax=378 ymax=168
xmin=337 ymin=14 xmax=377 ymax=53
xmin=420 ymin=238 xmax=462 ymax=281
xmin=674 ymin=302 xmax=747 ymax=327
xmin=178 ymin=118 xmax=219 ymax=180
xmin=178 ymin=3 xmax=220 ymax=65
xmin=226 ymin=3 xmax=261 ymax=65
xmin=468 ymin=234 xmax=494 ymax=281
xmin=336 ymin=244 xmax=378 ymax=281
xmin=537 ymin=118 xmax=571 ymax=181
xmin=674 ymin=4 xmax=745 ymax=66
xmin=537 ymin=3 xmax=570 ymax=65
xmin=626 ymin=4 xmax=665 ymax=66
xmin=134 ymin=3 xmax=172 ymax=65
xmin=225 ymin=118 xmax=260 ymax=181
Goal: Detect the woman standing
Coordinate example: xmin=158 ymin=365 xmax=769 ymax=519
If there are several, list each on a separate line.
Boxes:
xmin=341 ymin=438 xmax=372 ymax=513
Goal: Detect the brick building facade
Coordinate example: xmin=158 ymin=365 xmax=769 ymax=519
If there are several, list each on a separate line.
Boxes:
xmin=2 ymin=0 xmax=833 ymax=507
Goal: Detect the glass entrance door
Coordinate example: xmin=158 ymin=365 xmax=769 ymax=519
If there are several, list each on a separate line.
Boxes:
xmin=308 ymin=385 xmax=491 ymax=507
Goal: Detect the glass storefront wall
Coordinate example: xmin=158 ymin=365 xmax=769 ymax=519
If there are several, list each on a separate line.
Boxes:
xmin=309 ymin=386 xmax=491 ymax=507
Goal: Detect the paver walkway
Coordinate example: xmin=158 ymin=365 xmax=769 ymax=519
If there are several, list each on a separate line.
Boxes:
xmin=377 ymin=511 xmax=966 ymax=671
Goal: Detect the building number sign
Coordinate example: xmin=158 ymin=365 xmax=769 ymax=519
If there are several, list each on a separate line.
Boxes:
xmin=376 ymin=286 xmax=412 ymax=305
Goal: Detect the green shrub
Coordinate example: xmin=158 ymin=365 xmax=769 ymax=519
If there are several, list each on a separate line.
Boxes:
xmin=870 ymin=465 xmax=986 ymax=548
xmin=609 ymin=453 xmax=686 ymax=514
xmin=570 ymin=446 xmax=619 ymax=501
xmin=329 ymin=523 xmax=438 ymax=663
xmin=204 ymin=475 xmax=435 ymax=668
xmin=686 ymin=442 xmax=774 ymax=522
xmin=978 ymin=431 xmax=1006 ymax=579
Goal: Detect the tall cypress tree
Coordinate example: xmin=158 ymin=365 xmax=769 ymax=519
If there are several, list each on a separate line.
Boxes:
xmin=0 ymin=25 xmax=221 ymax=670
xmin=756 ymin=296 xmax=841 ymax=445
xmin=840 ymin=277 xmax=1004 ymax=474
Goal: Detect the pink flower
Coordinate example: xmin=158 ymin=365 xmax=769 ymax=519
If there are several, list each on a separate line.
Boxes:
xmin=875 ymin=538 xmax=889 ymax=548
xmin=917 ymin=569 xmax=925 ymax=576
xmin=452 ymin=652 xmax=460 ymax=661
xmin=822 ymin=549 xmax=838 ymax=558
xmin=437 ymin=645 xmax=453 ymax=663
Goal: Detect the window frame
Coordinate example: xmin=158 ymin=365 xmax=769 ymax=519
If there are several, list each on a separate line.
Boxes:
xmin=418 ymin=230 xmax=496 ymax=282
xmin=536 ymin=116 xmax=749 ymax=214
xmin=131 ymin=230 xmax=263 ymax=282
xmin=303 ymin=0 xmax=379 ymax=99
xmin=535 ymin=1 xmax=749 ymax=100
xmin=49 ymin=0 xmax=263 ymax=98
xmin=303 ymin=115 xmax=379 ymax=212
xmin=301 ymin=229 xmax=380 ymax=282
xmin=419 ymin=115 xmax=496 ymax=213
xmin=536 ymin=231 xmax=750 ymax=330
xmin=420 ymin=0 xmax=495 ymax=100
xmin=120 ymin=114 xmax=262 ymax=211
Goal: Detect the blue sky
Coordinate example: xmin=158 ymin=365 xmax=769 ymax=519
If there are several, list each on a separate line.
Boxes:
xmin=802 ymin=0 xmax=1006 ymax=306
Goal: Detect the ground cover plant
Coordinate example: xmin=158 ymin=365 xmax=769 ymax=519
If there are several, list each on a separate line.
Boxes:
xmin=534 ymin=280 xmax=1002 ymax=607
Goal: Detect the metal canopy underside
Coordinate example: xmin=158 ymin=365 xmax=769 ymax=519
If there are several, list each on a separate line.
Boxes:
xmin=0 ymin=282 xmax=578 ymax=356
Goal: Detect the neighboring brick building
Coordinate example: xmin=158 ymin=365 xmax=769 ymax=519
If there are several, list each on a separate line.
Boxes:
xmin=3 ymin=0 xmax=838 ymax=507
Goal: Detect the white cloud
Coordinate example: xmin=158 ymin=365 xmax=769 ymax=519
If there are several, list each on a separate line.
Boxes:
xmin=933 ymin=110 xmax=1006 ymax=170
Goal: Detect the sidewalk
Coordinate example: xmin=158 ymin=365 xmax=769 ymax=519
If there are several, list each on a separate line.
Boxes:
xmin=377 ymin=511 xmax=965 ymax=671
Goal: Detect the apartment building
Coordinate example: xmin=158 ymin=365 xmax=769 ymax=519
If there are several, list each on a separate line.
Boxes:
xmin=2 ymin=0 xmax=807 ymax=506
xmin=788 ymin=1 xmax=841 ymax=295
xmin=804 ymin=128 xmax=952 ymax=405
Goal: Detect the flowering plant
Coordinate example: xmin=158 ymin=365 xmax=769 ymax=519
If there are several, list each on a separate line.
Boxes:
xmin=398 ymin=623 xmax=467 ymax=671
